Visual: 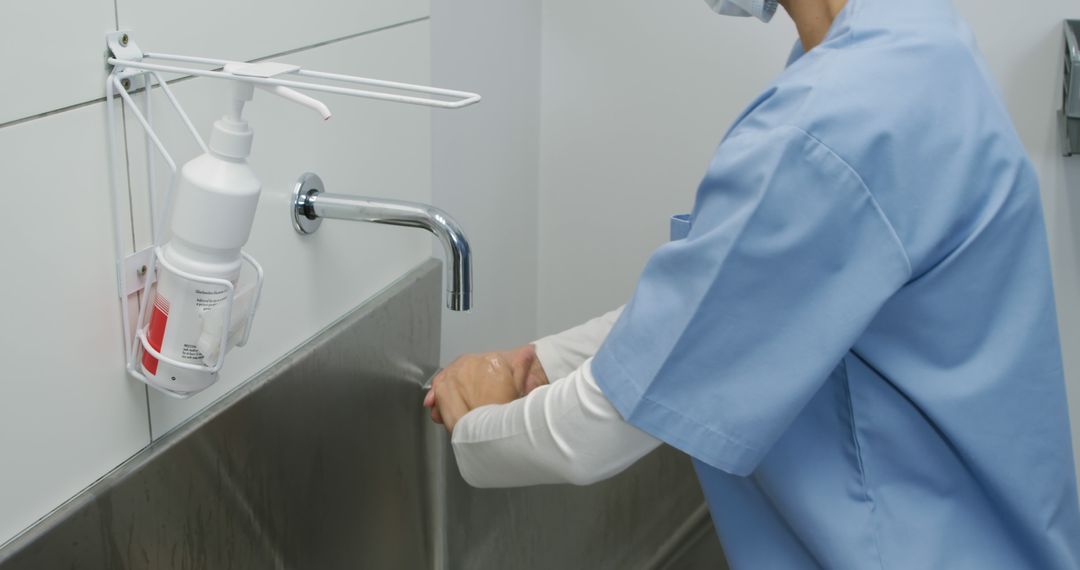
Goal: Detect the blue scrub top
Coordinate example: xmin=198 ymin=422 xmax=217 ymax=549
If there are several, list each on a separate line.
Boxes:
xmin=592 ymin=0 xmax=1080 ymax=567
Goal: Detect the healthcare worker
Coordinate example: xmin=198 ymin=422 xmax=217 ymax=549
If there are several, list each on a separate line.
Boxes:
xmin=424 ymin=0 xmax=1080 ymax=567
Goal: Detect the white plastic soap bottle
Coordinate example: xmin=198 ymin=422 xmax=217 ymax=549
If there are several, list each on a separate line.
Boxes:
xmin=141 ymin=75 xmax=330 ymax=395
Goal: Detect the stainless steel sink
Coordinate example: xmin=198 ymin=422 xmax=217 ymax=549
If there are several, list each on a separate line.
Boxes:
xmin=0 ymin=260 xmax=726 ymax=570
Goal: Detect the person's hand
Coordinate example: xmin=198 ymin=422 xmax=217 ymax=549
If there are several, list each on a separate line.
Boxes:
xmin=422 ymin=352 xmax=521 ymax=431
xmin=423 ymin=344 xmax=550 ymax=430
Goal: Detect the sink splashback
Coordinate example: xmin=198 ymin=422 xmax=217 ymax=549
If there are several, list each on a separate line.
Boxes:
xmin=0 ymin=260 xmax=724 ymax=569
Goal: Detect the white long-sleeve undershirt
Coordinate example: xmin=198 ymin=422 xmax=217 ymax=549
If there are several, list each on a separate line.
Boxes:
xmin=451 ymin=308 xmax=663 ymax=488
xmin=531 ymin=307 xmax=624 ymax=380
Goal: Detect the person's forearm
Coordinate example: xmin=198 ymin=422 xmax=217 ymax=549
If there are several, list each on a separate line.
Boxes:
xmin=451 ymin=358 xmax=661 ymax=488
xmin=532 ymin=307 xmax=624 ymax=381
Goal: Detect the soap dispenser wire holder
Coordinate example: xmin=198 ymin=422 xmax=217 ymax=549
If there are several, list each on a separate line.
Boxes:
xmin=103 ymin=31 xmax=481 ymax=398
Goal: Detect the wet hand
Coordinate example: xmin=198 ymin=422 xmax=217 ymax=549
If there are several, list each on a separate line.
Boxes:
xmin=416 ymin=343 xmax=544 ymax=431
xmin=423 ymin=352 xmax=523 ymax=432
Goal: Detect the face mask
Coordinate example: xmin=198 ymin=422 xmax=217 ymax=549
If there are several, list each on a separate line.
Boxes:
xmin=703 ymin=0 xmax=779 ymax=23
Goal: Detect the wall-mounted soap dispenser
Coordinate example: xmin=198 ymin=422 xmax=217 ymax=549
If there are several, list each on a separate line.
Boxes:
xmin=141 ymin=79 xmax=329 ymax=395
xmin=1063 ymin=20 xmax=1080 ymax=156
xmin=105 ymin=31 xmax=481 ymax=398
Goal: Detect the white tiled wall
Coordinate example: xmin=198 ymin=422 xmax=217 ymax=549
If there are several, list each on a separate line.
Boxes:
xmin=537 ymin=1 xmax=797 ymax=334
xmin=0 ymin=0 xmax=116 ymax=124
xmin=115 ymin=0 xmax=427 ymax=65
xmin=431 ymin=0 xmax=542 ymax=363
xmin=0 ymin=0 xmax=434 ymax=547
xmin=0 ymin=102 xmax=151 ymax=548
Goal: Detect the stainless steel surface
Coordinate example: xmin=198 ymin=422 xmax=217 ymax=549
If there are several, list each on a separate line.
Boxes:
xmin=0 ymin=260 xmax=724 ymax=570
xmin=291 ymin=172 xmax=473 ymax=311
xmin=649 ymin=505 xmax=728 ymax=570
xmin=1065 ymin=20 xmax=1080 ymax=119
xmin=1063 ymin=21 xmax=1080 ymax=156
xmin=439 ymin=449 xmax=724 ymax=570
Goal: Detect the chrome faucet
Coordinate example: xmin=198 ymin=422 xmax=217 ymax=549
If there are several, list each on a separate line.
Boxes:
xmin=290 ymin=172 xmax=472 ymax=311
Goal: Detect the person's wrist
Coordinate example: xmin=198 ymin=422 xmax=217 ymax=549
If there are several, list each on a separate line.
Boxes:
xmin=522 ymin=344 xmax=549 ymax=394
xmin=531 ymin=338 xmax=570 ymax=383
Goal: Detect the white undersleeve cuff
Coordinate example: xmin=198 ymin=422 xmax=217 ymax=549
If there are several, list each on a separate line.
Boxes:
xmin=451 ymin=358 xmax=662 ymax=488
xmin=532 ymin=307 xmax=624 ymax=381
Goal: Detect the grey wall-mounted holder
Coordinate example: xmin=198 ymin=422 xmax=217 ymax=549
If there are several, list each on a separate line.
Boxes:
xmin=1064 ymin=20 xmax=1080 ymax=156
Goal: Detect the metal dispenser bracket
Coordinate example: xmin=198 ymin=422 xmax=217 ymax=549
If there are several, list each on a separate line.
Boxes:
xmin=105 ymin=31 xmax=481 ymax=398
xmin=1063 ymin=20 xmax=1080 ymax=156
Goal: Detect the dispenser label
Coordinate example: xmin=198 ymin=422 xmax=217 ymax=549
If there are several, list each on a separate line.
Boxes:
xmin=142 ymin=295 xmax=170 ymax=375
xmin=139 ymin=265 xmax=236 ymax=392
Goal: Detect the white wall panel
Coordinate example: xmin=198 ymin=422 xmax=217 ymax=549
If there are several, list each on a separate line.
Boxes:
xmin=121 ymin=22 xmax=435 ymax=436
xmin=115 ymin=0 xmax=427 ymax=68
xmin=0 ymin=103 xmax=151 ymax=546
xmin=537 ymin=1 xmax=795 ymax=335
xmin=431 ymin=0 xmax=542 ymax=362
xmin=0 ymin=0 xmax=115 ymax=124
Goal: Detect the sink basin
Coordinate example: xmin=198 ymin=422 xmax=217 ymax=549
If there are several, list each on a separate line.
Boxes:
xmin=0 ymin=260 xmax=726 ymax=569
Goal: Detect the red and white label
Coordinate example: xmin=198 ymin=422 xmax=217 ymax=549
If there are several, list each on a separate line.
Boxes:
xmin=142 ymin=294 xmax=170 ymax=375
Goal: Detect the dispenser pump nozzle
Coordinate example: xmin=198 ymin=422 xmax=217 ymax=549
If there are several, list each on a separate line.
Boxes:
xmin=223 ymin=61 xmax=333 ymax=121
xmin=257 ymin=84 xmax=332 ymax=120
xmin=208 ymin=62 xmax=333 ymax=159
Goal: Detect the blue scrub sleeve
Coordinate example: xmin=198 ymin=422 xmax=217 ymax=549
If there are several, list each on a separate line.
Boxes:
xmin=592 ymin=125 xmax=913 ymax=476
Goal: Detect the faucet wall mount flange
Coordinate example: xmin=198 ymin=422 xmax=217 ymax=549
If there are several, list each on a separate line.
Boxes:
xmin=292 ymin=172 xmax=325 ymax=235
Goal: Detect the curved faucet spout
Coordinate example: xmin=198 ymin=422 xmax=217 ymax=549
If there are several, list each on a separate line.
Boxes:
xmin=291 ymin=174 xmax=472 ymax=311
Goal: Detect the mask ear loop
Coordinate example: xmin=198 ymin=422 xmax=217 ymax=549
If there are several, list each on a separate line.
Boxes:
xmin=705 ymin=0 xmax=778 ymax=22
xmin=758 ymin=0 xmax=780 ymax=22
xmin=707 ymin=0 xmax=753 ymax=18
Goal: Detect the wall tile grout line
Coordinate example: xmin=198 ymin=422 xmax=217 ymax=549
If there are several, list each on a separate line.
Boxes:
xmin=0 ymin=98 xmax=110 ymax=131
xmin=112 ymin=0 xmax=156 ymax=441
xmin=252 ymin=16 xmax=430 ymax=65
xmin=123 ymin=15 xmax=434 ymax=98
xmin=0 ymin=15 xmax=432 ymax=132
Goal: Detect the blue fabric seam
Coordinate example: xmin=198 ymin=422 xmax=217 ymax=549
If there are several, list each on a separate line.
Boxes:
xmin=600 ymin=125 xmax=910 ymax=475
xmin=641 ymin=126 xmax=812 ymax=447
xmin=849 ymin=0 xmax=864 ymax=41
xmin=600 ymin=347 xmax=761 ymax=456
xmin=643 ymin=134 xmax=781 ymax=449
xmin=781 ymin=124 xmax=914 ymax=277
xmin=903 ymin=167 xmax=1024 ymax=284
xmin=842 ymin=358 xmax=888 ymax=570
xmin=613 ymin=126 xmax=790 ymax=459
